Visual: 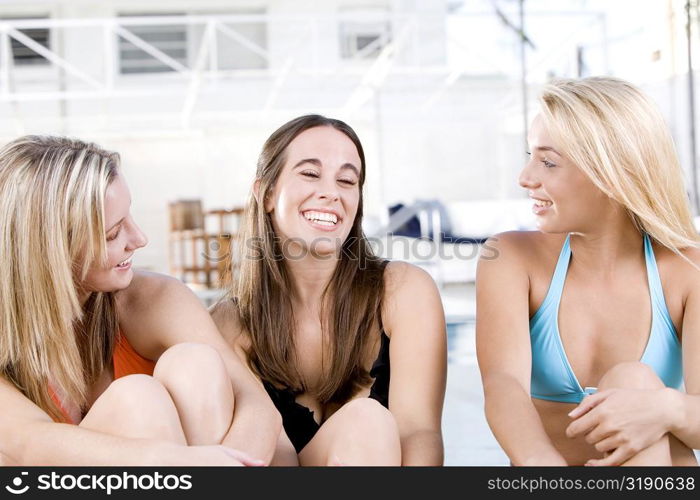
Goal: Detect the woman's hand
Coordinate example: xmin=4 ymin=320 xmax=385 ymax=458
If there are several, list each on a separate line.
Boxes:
xmin=565 ymin=388 xmax=680 ymax=466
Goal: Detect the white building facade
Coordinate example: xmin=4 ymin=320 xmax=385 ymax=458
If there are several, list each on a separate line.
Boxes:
xmin=0 ymin=0 xmax=695 ymax=272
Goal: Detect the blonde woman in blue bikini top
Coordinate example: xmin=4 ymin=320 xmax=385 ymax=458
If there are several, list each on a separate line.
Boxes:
xmin=477 ymin=77 xmax=700 ymax=466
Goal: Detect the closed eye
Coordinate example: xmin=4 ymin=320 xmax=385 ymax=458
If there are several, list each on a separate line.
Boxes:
xmin=301 ymin=170 xmax=319 ymax=178
xmin=338 ymin=178 xmax=357 ymax=186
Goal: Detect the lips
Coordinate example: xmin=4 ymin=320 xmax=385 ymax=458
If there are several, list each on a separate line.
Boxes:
xmin=300 ymin=209 xmax=343 ymax=232
xmin=115 ymin=256 xmax=132 ymax=268
xmin=532 ymin=199 xmax=553 ymax=208
xmin=530 ymin=197 xmax=553 ymax=216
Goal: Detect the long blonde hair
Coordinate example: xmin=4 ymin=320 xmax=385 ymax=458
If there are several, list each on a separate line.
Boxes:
xmin=540 ymin=76 xmax=699 ymax=252
xmin=0 ymin=136 xmax=119 ymax=421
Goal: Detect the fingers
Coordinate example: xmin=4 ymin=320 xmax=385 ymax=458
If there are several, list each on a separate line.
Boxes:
xmin=592 ymin=435 xmax=621 ymax=454
xmin=566 ymin=408 xmax=600 ymax=439
xmin=584 ymin=422 xmax=614 ymax=446
xmin=568 ymin=391 xmax=609 ymax=419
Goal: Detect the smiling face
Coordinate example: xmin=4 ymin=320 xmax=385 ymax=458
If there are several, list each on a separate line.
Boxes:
xmin=80 ymin=173 xmax=148 ymax=293
xmin=264 ymin=126 xmax=362 ymax=257
xmin=519 ymin=114 xmax=611 ymax=234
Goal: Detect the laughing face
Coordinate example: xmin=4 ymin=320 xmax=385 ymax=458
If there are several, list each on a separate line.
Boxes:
xmin=81 ymin=173 xmax=148 ymax=294
xmin=519 ymin=114 xmax=610 ymax=234
xmin=264 ymin=125 xmax=361 ymax=257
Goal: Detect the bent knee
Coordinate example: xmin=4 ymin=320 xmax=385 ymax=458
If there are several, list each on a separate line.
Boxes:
xmin=154 ymin=343 xmax=228 ymax=384
xmin=340 ymin=398 xmax=398 ymax=437
xmin=598 ymin=361 xmax=664 ymax=390
xmin=83 ymin=374 xmax=185 ymax=443
xmin=101 ymin=374 xmax=175 ymax=412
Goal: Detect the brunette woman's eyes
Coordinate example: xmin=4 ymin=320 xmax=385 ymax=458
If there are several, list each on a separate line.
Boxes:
xmin=301 ymin=170 xmax=356 ymax=186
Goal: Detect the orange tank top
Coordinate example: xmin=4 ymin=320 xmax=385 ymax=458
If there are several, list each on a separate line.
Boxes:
xmin=51 ymin=332 xmax=156 ymax=424
xmin=112 ymin=332 xmax=156 ymax=379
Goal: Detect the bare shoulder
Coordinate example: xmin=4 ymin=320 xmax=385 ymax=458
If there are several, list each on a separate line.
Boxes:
xmin=481 ymin=230 xmax=564 ymax=263
xmin=115 ymin=270 xmax=192 ymax=310
xmin=383 ymin=260 xmax=437 ymax=293
xmin=114 ymin=271 xmax=209 ymax=357
xmin=381 ymin=261 xmax=444 ymax=339
xmin=659 ymin=243 xmax=700 ymax=271
xmin=209 ymin=298 xmax=249 ymax=349
xmin=477 ymin=231 xmax=565 ymax=285
xmin=654 ymin=242 xmax=700 ymax=294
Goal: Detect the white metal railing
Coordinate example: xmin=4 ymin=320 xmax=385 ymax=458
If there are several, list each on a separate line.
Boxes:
xmin=0 ymin=13 xmax=425 ymax=120
xmin=0 ymin=8 xmax=619 ymax=140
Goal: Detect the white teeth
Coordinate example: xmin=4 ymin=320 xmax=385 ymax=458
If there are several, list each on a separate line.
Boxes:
xmin=117 ymin=257 xmax=132 ymax=267
xmin=533 ymin=199 xmax=553 ymax=207
xmin=302 ymin=211 xmax=338 ymax=224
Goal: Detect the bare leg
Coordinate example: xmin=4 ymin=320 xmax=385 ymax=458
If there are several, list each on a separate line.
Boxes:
xmin=0 ymin=451 xmax=17 ymax=466
xmin=270 ymin=429 xmax=300 ymax=466
xmin=152 ymin=342 xmax=235 ymax=445
xmin=670 ymin=435 xmax=698 ymax=466
xmin=298 ymin=398 xmax=401 ymax=466
xmin=80 ymin=374 xmax=187 ymax=444
xmin=596 ymin=362 xmax=675 ymax=466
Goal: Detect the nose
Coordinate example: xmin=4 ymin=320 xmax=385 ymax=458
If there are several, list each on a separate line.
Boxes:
xmin=518 ymin=157 xmax=541 ymax=190
xmin=317 ymin=177 xmax=340 ymax=202
xmin=125 ymin=216 xmax=148 ymax=250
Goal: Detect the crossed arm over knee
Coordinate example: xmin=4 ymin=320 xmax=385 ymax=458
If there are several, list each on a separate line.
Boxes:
xmin=115 ymin=273 xmax=282 ymax=463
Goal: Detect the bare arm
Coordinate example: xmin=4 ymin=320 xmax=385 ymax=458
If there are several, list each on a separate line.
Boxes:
xmin=117 ymin=272 xmax=281 ymax=464
xmin=476 ymin=233 xmax=566 ymax=465
xmin=0 ymin=377 xmax=253 ymax=466
xmin=668 ymin=272 xmax=700 ymax=449
xmin=383 ymin=262 xmax=446 ymax=466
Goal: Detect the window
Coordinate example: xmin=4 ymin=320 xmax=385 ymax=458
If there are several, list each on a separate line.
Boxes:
xmin=118 ymin=13 xmax=187 ymax=74
xmin=118 ymin=11 xmax=268 ymax=74
xmin=339 ymin=9 xmax=391 ymax=59
xmin=189 ymin=9 xmax=268 ymax=71
xmin=213 ymin=11 xmax=268 ymax=70
xmin=2 ymin=16 xmax=50 ymax=66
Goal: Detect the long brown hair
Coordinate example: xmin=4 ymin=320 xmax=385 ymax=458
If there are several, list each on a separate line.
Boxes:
xmin=0 ymin=136 xmax=120 ymax=421
xmin=230 ymin=114 xmax=386 ymax=404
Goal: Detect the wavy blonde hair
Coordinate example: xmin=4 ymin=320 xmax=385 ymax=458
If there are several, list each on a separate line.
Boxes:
xmin=540 ymin=76 xmax=699 ymax=252
xmin=0 ymin=136 xmax=119 ymax=421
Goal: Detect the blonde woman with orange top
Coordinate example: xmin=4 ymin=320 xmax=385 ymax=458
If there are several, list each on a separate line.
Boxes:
xmin=0 ymin=136 xmax=280 ymax=466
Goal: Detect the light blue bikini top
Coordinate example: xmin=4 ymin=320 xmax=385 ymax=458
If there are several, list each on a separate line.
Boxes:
xmin=530 ymin=233 xmax=682 ymax=403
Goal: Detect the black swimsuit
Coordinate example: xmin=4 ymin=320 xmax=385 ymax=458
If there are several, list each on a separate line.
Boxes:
xmin=263 ymin=330 xmax=391 ymax=453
